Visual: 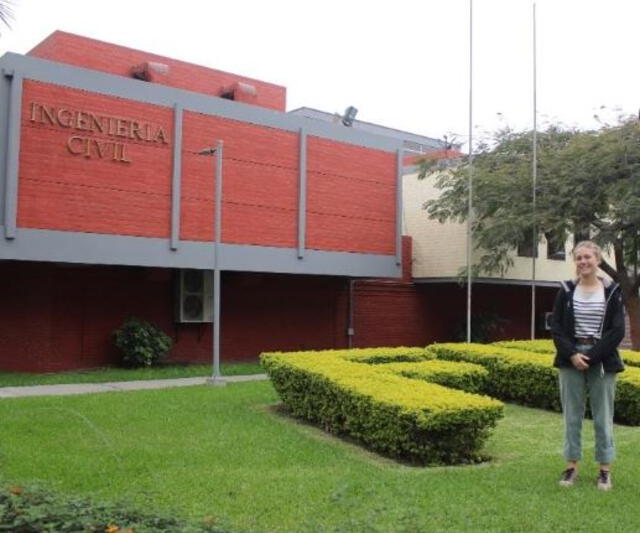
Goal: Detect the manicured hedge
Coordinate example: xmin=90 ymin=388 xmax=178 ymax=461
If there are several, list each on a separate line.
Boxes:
xmin=382 ymin=360 xmax=489 ymax=394
xmin=430 ymin=343 xmax=561 ymax=411
xmin=615 ymin=368 xmax=640 ymax=425
xmin=326 ymin=346 xmax=435 ymax=364
xmin=494 ymin=339 xmax=640 ymax=368
xmin=493 ymin=339 xmax=556 ymax=354
xmin=432 ymin=342 xmax=640 ymax=424
xmin=261 ymin=348 xmax=503 ymax=465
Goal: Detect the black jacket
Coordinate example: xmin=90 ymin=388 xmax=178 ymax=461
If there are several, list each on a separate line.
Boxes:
xmin=551 ymin=278 xmax=625 ymax=373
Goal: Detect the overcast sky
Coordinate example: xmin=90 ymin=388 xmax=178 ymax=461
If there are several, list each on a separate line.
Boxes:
xmin=1 ymin=0 xmax=638 ymax=147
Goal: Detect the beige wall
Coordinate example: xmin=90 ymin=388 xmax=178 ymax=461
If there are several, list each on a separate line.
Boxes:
xmin=402 ymin=169 xmax=613 ymax=281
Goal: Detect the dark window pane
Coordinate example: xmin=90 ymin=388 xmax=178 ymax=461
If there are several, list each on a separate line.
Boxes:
xmin=546 ymin=231 xmax=566 ymax=261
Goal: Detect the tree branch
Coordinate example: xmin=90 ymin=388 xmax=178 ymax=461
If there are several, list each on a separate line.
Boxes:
xmin=613 ymin=242 xmax=630 ymax=286
xmin=599 ymin=258 xmax=619 ymax=281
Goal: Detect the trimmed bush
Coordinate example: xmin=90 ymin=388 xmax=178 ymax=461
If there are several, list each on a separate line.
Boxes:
xmin=493 ymin=339 xmax=556 ymax=354
xmin=113 ymin=318 xmax=172 ymax=367
xmin=431 ymin=343 xmax=560 ymax=411
xmin=339 ymin=346 xmax=435 ymax=364
xmin=616 ymin=368 xmax=640 ymax=424
xmin=432 ymin=342 xmax=640 ymax=425
xmin=261 ymin=348 xmax=503 ymax=465
xmin=382 ymin=360 xmax=489 ymax=394
xmin=494 ymin=339 xmax=640 ymax=368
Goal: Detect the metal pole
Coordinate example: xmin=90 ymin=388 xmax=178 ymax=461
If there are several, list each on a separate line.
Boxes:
xmin=466 ymin=0 xmax=474 ymax=343
xmin=197 ymin=141 xmax=226 ymax=386
xmin=212 ymin=140 xmax=224 ymax=383
xmin=531 ymin=2 xmax=538 ymax=340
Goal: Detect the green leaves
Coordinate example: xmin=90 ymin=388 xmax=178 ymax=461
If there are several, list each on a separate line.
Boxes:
xmin=261 ymin=348 xmax=503 ymax=465
xmin=418 ymin=119 xmax=640 ymax=281
xmin=0 ymin=484 xmax=227 ymax=532
xmin=113 ymin=318 xmax=172 ymax=368
xmin=418 ymin=119 xmax=640 ymax=346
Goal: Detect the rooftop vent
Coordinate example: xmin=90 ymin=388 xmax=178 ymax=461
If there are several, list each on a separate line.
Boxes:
xmin=131 ymin=61 xmax=170 ymax=82
xmin=220 ymin=82 xmax=257 ymax=101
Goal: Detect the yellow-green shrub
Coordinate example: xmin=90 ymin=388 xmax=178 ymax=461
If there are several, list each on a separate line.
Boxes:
xmin=433 ymin=342 xmax=640 ymax=425
xmin=620 ymin=349 xmax=640 ymax=367
xmin=327 ymin=346 xmax=435 ymax=364
xmin=261 ymin=348 xmax=503 ymax=465
xmin=494 ymin=339 xmax=640 ymax=368
xmin=493 ymin=339 xmax=555 ymax=354
xmin=430 ymin=343 xmax=560 ymax=411
xmin=615 ymin=366 xmax=640 ymax=425
xmin=382 ymin=360 xmax=488 ymax=394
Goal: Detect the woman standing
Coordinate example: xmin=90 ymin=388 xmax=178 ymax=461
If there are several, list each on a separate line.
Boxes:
xmin=551 ymin=240 xmax=625 ymax=490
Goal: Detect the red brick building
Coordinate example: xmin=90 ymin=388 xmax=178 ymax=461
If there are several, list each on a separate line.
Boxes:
xmin=0 ymin=32 xmax=561 ymax=374
xmin=0 ymin=32 xmax=425 ymax=372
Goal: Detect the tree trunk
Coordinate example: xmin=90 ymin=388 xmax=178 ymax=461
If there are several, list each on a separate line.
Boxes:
xmin=625 ymin=291 xmax=640 ymax=350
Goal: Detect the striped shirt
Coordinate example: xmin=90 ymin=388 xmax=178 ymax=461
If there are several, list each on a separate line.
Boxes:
xmin=573 ymin=284 xmax=605 ymax=339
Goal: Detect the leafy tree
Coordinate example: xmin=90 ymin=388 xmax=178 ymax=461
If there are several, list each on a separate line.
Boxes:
xmin=418 ymin=117 xmax=640 ymax=349
xmin=0 ymin=0 xmax=13 ymax=34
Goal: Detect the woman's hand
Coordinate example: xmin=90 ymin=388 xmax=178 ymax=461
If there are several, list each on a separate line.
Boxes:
xmin=570 ymin=352 xmax=590 ymax=371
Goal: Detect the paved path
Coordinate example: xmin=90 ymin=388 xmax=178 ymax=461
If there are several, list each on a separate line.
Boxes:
xmin=0 ymin=374 xmax=268 ymax=399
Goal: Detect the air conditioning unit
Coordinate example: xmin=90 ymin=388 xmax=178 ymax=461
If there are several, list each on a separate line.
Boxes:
xmin=175 ymin=269 xmax=213 ymax=323
xmin=544 ymin=312 xmax=553 ymax=331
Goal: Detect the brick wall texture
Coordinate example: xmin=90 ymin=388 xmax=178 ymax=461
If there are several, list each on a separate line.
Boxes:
xmin=18 ymin=83 xmax=397 ymax=255
xmin=0 ymin=259 xmax=559 ymax=373
xmin=29 ymin=31 xmax=287 ymax=111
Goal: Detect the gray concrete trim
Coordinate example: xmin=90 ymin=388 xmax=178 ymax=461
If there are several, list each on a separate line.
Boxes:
xmin=2 ymin=69 xmax=21 ymax=240
xmin=412 ymin=276 xmax=561 ymax=288
xmin=0 ymin=226 xmax=401 ymax=277
xmin=395 ymin=149 xmax=403 ymax=265
xmin=170 ymin=104 xmax=183 ymax=251
xmin=288 ymin=107 xmax=445 ymax=149
xmin=0 ymin=53 xmax=402 ymax=153
xmin=0 ymin=74 xmax=10 ymax=223
xmin=220 ymin=243 xmax=400 ymax=277
xmin=297 ymin=127 xmax=307 ymax=259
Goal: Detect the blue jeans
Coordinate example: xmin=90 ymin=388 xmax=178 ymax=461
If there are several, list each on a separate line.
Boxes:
xmin=558 ymin=344 xmax=616 ymax=464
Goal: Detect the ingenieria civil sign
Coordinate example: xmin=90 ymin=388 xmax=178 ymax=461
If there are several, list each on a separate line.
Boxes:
xmin=29 ymin=101 xmax=169 ymax=163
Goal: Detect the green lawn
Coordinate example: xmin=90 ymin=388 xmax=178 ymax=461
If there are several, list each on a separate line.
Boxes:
xmin=0 ymin=362 xmax=263 ymax=387
xmin=1 ymin=381 xmax=639 ymax=532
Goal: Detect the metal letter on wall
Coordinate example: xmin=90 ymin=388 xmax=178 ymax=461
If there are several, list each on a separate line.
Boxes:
xmin=170 ymin=103 xmax=183 ymax=251
xmin=3 ymin=70 xmax=23 ymax=240
xmin=298 ymin=127 xmax=307 ymax=259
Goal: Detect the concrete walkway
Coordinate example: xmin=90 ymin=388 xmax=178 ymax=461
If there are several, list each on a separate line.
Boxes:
xmin=0 ymin=374 xmax=268 ymax=399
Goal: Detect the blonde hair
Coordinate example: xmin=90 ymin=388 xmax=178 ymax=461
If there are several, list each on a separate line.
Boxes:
xmin=572 ymin=240 xmax=602 ymax=275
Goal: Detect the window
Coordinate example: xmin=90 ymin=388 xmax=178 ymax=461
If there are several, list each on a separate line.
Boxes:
xmin=573 ymin=229 xmax=590 ymax=246
xmin=517 ymin=235 xmax=538 ymax=258
xmin=546 ymin=231 xmax=566 ymax=261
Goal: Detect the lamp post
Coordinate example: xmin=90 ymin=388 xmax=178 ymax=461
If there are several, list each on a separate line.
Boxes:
xmin=199 ymin=140 xmax=225 ymax=386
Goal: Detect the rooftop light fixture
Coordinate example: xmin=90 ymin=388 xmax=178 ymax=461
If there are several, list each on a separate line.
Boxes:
xmin=342 ymin=106 xmax=358 ymax=127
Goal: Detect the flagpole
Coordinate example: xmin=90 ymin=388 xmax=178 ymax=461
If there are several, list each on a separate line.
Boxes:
xmin=466 ymin=0 xmax=474 ymax=343
xmin=531 ymin=1 xmax=538 ymax=340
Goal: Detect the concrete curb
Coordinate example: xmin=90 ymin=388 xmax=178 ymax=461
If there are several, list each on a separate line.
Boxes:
xmin=0 ymin=374 xmax=269 ymax=398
